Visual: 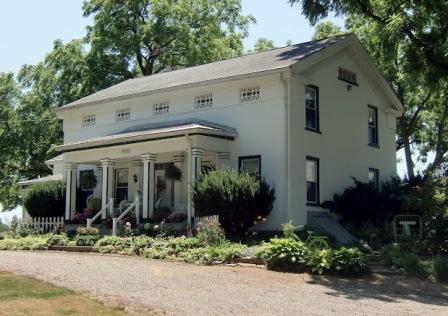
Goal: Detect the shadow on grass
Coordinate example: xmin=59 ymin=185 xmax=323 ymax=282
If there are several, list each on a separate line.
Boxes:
xmin=306 ymin=273 xmax=448 ymax=306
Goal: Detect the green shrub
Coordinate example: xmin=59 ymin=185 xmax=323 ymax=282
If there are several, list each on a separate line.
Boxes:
xmin=47 ymin=234 xmax=69 ymax=247
xmin=383 ymin=243 xmax=401 ymax=266
xmin=256 ymin=237 xmax=308 ymax=271
xmin=434 ymin=256 xmax=448 ymax=282
xmin=332 ymin=247 xmax=368 ymax=276
xmin=13 ymin=224 xmax=36 ymax=237
xmin=22 ymin=182 xmax=65 ymax=218
xmin=398 ymin=253 xmax=430 ymax=278
xmin=0 ymin=235 xmax=49 ymax=250
xmin=307 ymin=249 xmax=333 ymax=275
xmin=196 ymin=217 xmax=227 ymax=246
xmin=76 ymin=226 xmax=99 ymax=236
xmin=153 ymin=207 xmax=172 ymax=222
xmin=193 ymin=168 xmax=275 ymax=236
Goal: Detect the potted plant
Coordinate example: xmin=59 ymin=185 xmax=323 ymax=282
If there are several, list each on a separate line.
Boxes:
xmin=75 ymin=226 xmax=100 ymax=246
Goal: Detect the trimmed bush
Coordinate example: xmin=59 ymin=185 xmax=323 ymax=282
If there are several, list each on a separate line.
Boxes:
xmin=256 ymin=237 xmax=308 ymax=271
xmin=22 ymin=182 xmax=65 ymax=218
xmin=193 ymin=168 xmax=275 ymax=236
xmin=434 ymin=256 xmax=448 ymax=282
xmin=0 ymin=235 xmax=52 ymax=250
xmin=332 ymin=247 xmax=368 ymax=276
xmin=307 ymin=249 xmax=333 ymax=275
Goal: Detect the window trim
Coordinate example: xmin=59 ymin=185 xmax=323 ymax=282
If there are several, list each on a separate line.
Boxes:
xmin=305 ymin=85 xmax=320 ymax=133
xmin=368 ymin=105 xmax=379 ymax=147
xmin=306 ymin=156 xmax=320 ymax=206
xmin=369 ymin=168 xmax=380 ymax=190
xmin=238 ymin=155 xmax=261 ymax=176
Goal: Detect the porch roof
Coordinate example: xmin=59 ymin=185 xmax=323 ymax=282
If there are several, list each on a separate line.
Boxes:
xmin=56 ymin=118 xmax=238 ymax=153
xmin=18 ymin=174 xmax=64 ymax=187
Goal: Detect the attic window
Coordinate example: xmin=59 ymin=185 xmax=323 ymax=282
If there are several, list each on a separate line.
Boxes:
xmin=338 ymin=67 xmax=357 ymax=85
xmin=82 ymin=115 xmax=96 ymax=127
xmin=116 ymin=108 xmax=130 ymax=122
xmin=153 ymin=101 xmax=169 ymax=116
xmin=240 ymin=86 xmax=260 ymax=103
xmin=194 ymin=93 xmax=213 ymax=110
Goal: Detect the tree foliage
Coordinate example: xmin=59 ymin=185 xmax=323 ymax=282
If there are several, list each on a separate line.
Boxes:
xmin=251 ymin=37 xmax=276 ymax=52
xmin=312 ymin=21 xmax=345 ymax=40
xmin=83 ymin=0 xmax=255 ymax=76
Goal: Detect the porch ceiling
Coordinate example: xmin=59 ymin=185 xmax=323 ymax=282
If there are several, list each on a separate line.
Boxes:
xmin=56 ymin=118 xmax=238 ymax=153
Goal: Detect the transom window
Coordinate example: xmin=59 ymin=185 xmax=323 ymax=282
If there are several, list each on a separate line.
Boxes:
xmin=306 ymin=157 xmax=319 ymax=205
xmin=82 ymin=115 xmax=96 ymax=127
xmin=369 ymin=168 xmax=379 ymax=190
xmin=240 ymin=86 xmax=260 ymax=103
xmin=305 ymin=86 xmax=319 ymax=131
xmin=153 ymin=101 xmax=169 ymax=116
xmin=116 ymin=108 xmax=130 ymax=122
xmin=338 ymin=67 xmax=357 ymax=85
xmin=368 ymin=105 xmax=379 ymax=146
xmin=194 ymin=93 xmax=213 ymax=110
xmin=239 ymin=155 xmax=261 ymax=176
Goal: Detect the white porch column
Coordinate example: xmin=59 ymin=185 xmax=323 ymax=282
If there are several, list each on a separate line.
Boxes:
xmin=187 ymin=148 xmax=203 ymax=223
xmin=100 ymin=158 xmax=115 ymax=219
xmin=65 ymin=163 xmax=77 ymax=221
xmin=216 ymin=152 xmax=231 ymax=168
xmin=142 ymin=153 xmax=157 ymax=219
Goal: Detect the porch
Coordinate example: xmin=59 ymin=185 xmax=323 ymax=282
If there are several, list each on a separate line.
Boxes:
xmin=58 ymin=119 xmax=237 ymax=228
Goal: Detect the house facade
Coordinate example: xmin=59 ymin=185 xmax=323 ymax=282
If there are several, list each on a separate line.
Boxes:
xmin=43 ymin=34 xmax=402 ymax=231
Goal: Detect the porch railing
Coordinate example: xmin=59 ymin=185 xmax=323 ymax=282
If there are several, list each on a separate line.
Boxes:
xmin=87 ymin=198 xmax=114 ymax=228
xmin=112 ymin=192 xmax=141 ymax=236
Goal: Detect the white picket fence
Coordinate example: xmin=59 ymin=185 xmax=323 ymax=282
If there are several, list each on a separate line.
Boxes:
xmin=195 ymin=215 xmax=219 ymax=227
xmin=32 ymin=217 xmax=64 ymax=233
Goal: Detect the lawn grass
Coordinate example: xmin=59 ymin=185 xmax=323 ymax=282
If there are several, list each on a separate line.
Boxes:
xmin=0 ymin=271 xmax=126 ymax=316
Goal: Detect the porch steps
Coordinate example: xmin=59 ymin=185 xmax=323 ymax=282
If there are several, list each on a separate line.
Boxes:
xmin=307 ymin=211 xmax=356 ymax=244
xmin=367 ymin=252 xmax=402 ymax=276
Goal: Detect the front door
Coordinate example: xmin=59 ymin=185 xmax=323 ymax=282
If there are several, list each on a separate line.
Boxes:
xmin=115 ymin=169 xmax=129 ymax=205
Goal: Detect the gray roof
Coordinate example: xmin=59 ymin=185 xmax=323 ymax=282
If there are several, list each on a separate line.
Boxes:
xmin=59 ymin=35 xmax=348 ymax=110
xmin=116 ymin=118 xmax=237 ymax=135
xmin=56 ymin=118 xmax=238 ymax=152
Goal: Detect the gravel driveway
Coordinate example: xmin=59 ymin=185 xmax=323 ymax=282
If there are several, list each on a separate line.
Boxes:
xmin=0 ymin=251 xmax=447 ymax=315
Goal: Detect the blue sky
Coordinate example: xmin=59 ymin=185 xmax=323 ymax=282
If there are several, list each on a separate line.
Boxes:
xmin=0 ymin=0 xmax=344 ymax=74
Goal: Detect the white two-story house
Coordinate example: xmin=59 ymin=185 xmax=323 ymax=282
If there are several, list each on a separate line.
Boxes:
xmin=38 ymin=34 xmax=402 ymax=233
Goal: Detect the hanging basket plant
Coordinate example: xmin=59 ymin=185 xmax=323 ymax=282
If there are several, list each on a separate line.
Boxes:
xmin=166 ymin=163 xmax=182 ymax=182
xmin=80 ymin=171 xmax=97 ymax=190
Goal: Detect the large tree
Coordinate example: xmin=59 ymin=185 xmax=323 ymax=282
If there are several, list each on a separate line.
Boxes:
xmin=291 ymin=1 xmax=448 ymax=179
xmin=83 ymin=0 xmax=255 ymax=76
xmin=312 ymin=21 xmax=345 ymax=40
xmin=0 ymin=73 xmax=21 ymax=208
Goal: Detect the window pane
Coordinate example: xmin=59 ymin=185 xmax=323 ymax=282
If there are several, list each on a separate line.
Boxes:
xmin=368 ymin=108 xmax=375 ymax=126
xmin=306 ymin=160 xmax=317 ymax=182
xmin=369 ymin=169 xmax=379 ymax=189
xmin=305 ymin=88 xmax=316 ymax=109
xmin=241 ymin=158 xmax=260 ymax=175
xmin=306 ymin=108 xmax=317 ymax=129
xmin=116 ymin=169 xmax=129 ymax=188
xmin=307 ymin=181 xmax=317 ymax=202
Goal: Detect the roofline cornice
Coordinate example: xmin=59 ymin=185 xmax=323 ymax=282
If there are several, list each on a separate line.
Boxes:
xmin=54 ymin=68 xmax=286 ymax=114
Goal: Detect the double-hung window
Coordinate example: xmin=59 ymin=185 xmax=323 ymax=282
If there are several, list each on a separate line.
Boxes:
xmin=239 ymin=155 xmax=261 ymax=177
xmin=306 ymin=156 xmax=319 ymax=205
xmin=305 ymin=86 xmax=319 ymax=131
xmin=368 ymin=105 xmax=379 ymax=147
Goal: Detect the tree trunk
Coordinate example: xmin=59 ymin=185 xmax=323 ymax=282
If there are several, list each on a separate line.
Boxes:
xmin=400 ymin=118 xmax=415 ymax=180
